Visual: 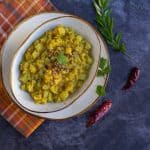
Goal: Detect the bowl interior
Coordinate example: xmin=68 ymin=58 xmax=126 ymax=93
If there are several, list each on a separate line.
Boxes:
xmin=11 ymin=16 xmax=101 ymax=113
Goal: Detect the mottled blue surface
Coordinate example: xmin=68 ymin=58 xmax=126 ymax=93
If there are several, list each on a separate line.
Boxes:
xmin=0 ymin=0 xmax=150 ymax=149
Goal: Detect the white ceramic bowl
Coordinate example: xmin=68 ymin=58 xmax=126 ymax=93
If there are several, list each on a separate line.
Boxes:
xmin=10 ymin=15 xmax=101 ymax=113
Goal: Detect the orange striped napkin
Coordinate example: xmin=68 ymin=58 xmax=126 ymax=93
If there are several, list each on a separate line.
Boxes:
xmin=0 ymin=0 xmax=56 ymax=138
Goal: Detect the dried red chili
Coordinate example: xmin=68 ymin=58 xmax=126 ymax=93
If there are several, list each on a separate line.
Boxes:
xmin=86 ymin=100 xmax=112 ymax=127
xmin=122 ymin=67 xmax=140 ymax=90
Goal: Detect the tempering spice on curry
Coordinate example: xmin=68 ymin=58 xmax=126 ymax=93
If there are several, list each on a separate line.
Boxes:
xmin=19 ymin=25 xmax=93 ymax=104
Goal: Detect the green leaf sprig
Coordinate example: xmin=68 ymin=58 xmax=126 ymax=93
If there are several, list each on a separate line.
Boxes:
xmin=96 ymin=57 xmax=111 ymax=96
xmin=57 ymin=52 xmax=68 ymax=65
xmin=97 ymin=57 xmax=111 ymax=76
xmin=96 ymin=85 xmax=106 ymax=96
xmin=93 ymin=0 xmax=126 ymax=53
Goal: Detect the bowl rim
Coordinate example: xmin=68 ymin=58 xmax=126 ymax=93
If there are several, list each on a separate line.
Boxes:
xmin=9 ymin=14 xmax=101 ymax=113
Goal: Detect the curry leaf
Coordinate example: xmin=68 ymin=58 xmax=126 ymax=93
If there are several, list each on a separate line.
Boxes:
xmin=93 ymin=0 xmax=127 ymax=54
xmin=57 ymin=52 xmax=68 ymax=65
xmin=97 ymin=57 xmax=111 ymax=76
xmin=96 ymin=85 xmax=106 ymax=96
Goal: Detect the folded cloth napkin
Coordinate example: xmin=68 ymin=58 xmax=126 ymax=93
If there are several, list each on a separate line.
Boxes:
xmin=0 ymin=0 xmax=56 ymax=138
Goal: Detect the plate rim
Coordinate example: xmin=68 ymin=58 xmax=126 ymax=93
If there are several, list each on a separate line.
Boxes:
xmin=0 ymin=11 xmax=110 ymax=120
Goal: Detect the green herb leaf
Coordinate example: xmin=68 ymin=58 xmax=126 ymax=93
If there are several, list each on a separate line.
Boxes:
xmin=97 ymin=57 xmax=111 ymax=76
xmin=93 ymin=0 xmax=127 ymax=54
xmin=99 ymin=57 xmax=108 ymax=69
xmin=97 ymin=66 xmax=111 ymax=76
xmin=93 ymin=0 xmax=101 ymax=15
xmin=119 ymin=43 xmax=126 ymax=53
xmin=96 ymin=85 xmax=106 ymax=96
xmin=57 ymin=52 xmax=68 ymax=65
xmin=115 ymin=33 xmax=121 ymax=45
xmin=103 ymin=0 xmax=109 ymax=9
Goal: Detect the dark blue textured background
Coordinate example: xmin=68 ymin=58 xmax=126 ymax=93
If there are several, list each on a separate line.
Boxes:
xmin=0 ymin=0 xmax=150 ymax=149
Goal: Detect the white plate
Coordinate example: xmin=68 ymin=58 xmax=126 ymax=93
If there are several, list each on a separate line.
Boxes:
xmin=1 ymin=12 xmax=110 ymax=120
xmin=11 ymin=16 xmax=101 ymax=113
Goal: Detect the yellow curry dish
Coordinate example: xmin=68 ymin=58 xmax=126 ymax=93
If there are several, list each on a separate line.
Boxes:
xmin=19 ymin=25 xmax=93 ymax=104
